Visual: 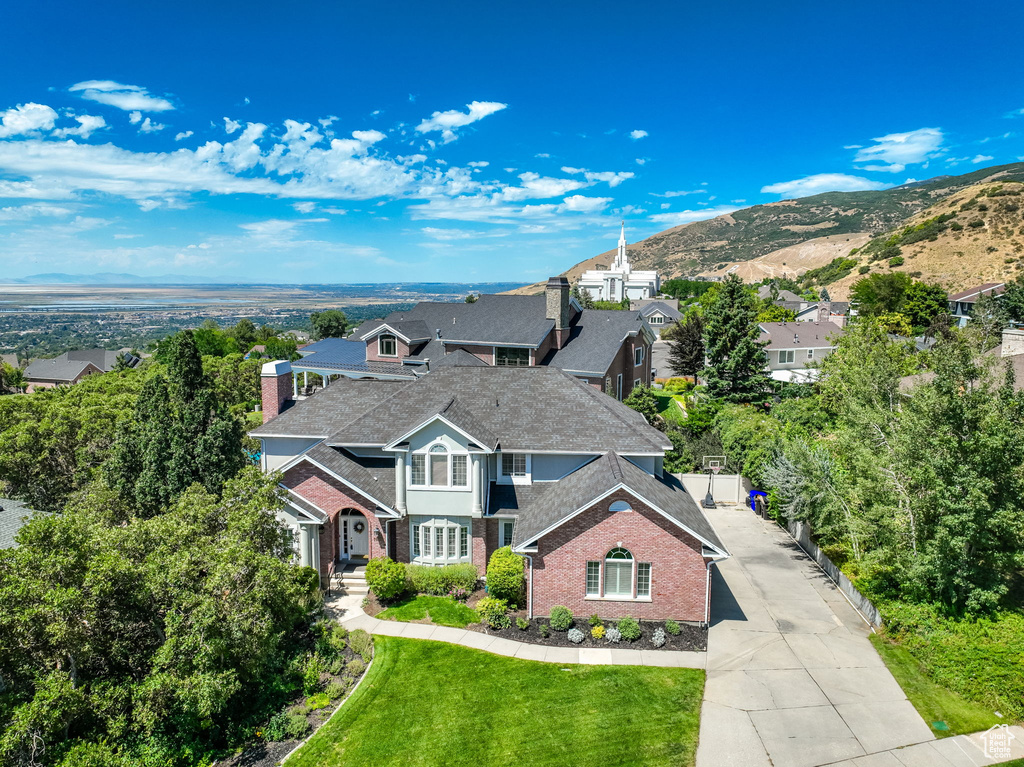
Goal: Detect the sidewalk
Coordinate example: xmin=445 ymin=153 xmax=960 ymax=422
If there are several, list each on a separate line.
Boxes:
xmin=324 ymin=590 xmax=706 ymax=669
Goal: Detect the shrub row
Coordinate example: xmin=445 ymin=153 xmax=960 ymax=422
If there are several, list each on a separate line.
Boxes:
xmin=364 ymin=557 xmax=479 ymax=601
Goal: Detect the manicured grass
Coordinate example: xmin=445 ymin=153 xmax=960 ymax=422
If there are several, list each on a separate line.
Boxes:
xmin=377 ymin=595 xmax=479 ymax=628
xmin=870 ymin=634 xmax=1004 ymax=737
xmin=288 ymin=636 xmax=705 ymax=767
xmin=653 ymin=391 xmax=686 ymax=424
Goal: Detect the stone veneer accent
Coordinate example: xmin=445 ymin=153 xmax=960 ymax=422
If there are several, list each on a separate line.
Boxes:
xmin=529 ymin=488 xmax=710 ymax=622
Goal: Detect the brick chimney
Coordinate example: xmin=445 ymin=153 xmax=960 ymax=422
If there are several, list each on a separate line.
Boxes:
xmin=546 ymin=276 xmax=571 ymax=349
xmin=1001 ymin=328 xmax=1024 ymax=357
xmin=261 ymin=360 xmax=293 ymax=423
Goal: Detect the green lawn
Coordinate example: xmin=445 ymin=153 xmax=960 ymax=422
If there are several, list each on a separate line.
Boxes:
xmin=653 ymin=390 xmax=686 ymax=424
xmin=288 ymin=636 xmax=705 ymax=767
xmin=870 ymin=634 xmax=1004 ymax=737
xmin=377 ymin=595 xmax=479 ymax=628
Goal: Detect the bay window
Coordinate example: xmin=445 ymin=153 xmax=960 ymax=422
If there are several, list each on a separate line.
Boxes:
xmin=411 ymin=516 xmax=472 ymax=564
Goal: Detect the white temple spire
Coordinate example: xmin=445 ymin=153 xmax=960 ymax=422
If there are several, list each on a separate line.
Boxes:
xmin=614 ymin=221 xmax=629 ymax=271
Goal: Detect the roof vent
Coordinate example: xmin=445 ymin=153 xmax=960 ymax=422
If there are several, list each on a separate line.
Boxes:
xmin=793 ymin=334 xmax=798 ymax=343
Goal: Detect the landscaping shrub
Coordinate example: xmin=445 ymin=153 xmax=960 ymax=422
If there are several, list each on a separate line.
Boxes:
xmin=306 ymin=692 xmax=330 ymax=711
xmin=591 ymin=624 xmax=605 ymax=640
xmin=325 ymin=679 xmax=348 ymax=700
xmin=652 ymin=628 xmax=666 ymax=648
xmin=549 ymin=605 xmax=573 ymax=631
xmin=486 ymin=546 xmax=525 ymax=604
xmin=346 ymin=658 xmax=366 ymax=677
xmin=263 ymin=711 xmax=290 ymax=742
xmin=567 ymin=628 xmax=585 ymax=644
xmin=348 ymin=629 xmax=372 ymax=659
xmin=516 ymin=617 xmax=529 ymax=630
xmin=539 ymin=623 xmax=550 ymax=638
xmin=665 ymin=619 xmax=681 ymax=636
xmin=888 ymin=256 xmax=905 ymax=267
xmin=476 ymin=596 xmax=511 ymax=629
xmin=618 ymin=617 xmax=641 ymax=641
xmin=588 ymin=613 xmax=602 ymax=627
xmin=605 ymin=627 xmax=622 ymax=643
xmin=302 ymin=653 xmax=326 ymax=695
xmin=406 ymin=562 xmax=478 ymax=595
xmin=365 ymin=556 xmax=409 ymax=601
xmin=284 ymin=712 xmax=311 ymax=740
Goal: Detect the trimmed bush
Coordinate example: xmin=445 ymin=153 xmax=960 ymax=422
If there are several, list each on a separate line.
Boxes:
xmin=406 ymin=562 xmax=479 ymax=596
xmin=284 ymin=712 xmax=311 ymax=740
xmin=365 ymin=556 xmax=409 ymax=601
xmin=549 ymin=605 xmax=573 ymax=631
xmin=591 ymin=624 xmax=605 ymax=640
xmin=588 ymin=613 xmax=602 ymax=627
xmin=346 ymin=658 xmax=366 ymax=677
xmin=486 ymin=546 xmax=525 ymax=604
xmin=516 ymin=617 xmax=530 ymax=630
xmin=567 ymin=628 xmax=585 ymax=644
xmin=618 ymin=617 xmax=641 ymax=641
xmin=348 ymin=629 xmax=372 ymax=658
xmin=306 ymin=692 xmax=330 ymax=710
xmin=664 ymin=619 xmax=681 ymax=636
xmin=302 ymin=653 xmax=326 ymax=695
xmin=652 ymin=628 xmax=666 ymax=648
xmin=539 ymin=623 xmax=550 ymax=638
xmin=477 ymin=596 xmax=511 ymax=629
xmin=605 ymin=627 xmax=622 ymax=643
xmin=325 ymin=679 xmax=348 ymax=700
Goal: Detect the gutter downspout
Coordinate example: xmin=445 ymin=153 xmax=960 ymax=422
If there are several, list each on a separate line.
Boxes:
xmin=522 ymin=553 xmax=534 ymax=619
xmin=704 ymin=562 xmax=713 ymax=627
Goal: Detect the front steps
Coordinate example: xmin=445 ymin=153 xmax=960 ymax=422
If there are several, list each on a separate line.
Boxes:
xmin=333 ymin=560 xmax=368 ymax=597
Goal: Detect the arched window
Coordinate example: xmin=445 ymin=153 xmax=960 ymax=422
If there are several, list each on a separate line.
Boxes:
xmin=604 ymin=548 xmax=634 ymax=597
xmin=429 ymin=444 xmax=448 ymax=486
xmin=609 ymin=501 xmax=633 ymax=512
xmin=379 ymin=334 xmax=398 ymax=357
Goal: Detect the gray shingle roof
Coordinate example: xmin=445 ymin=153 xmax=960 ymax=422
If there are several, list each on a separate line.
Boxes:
xmin=758 ymin=321 xmax=843 ymax=350
xmin=487 ymin=483 xmax=551 ymax=517
xmin=253 ymin=365 xmax=669 ymax=454
xmin=638 ymin=301 xmax=682 ymax=323
xmin=544 ymin=309 xmax=648 ymax=376
xmin=509 ymin=453 xmax=727 ymax=555
xmin=302 ymin=444 xmax=397 ymax=511
xmin=358 ymin=319 xmax=433 ymax=343
xmin=283 ymin=487 xmax=328 ymax=522
xmin=293 ymin=338 xmax=416 ymax=378
xmin=428 ymin=348 xmax=488 ymax=369
xmin=373 ymin=295 xmax=556 ymax=347
xmin=0 ymin=498 xmax=45 ymax=549
xmin=24 ymin=357 xmax=99 ymax=382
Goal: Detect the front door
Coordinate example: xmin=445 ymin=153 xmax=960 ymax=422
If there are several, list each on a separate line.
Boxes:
xmin=340 ymin=514 xmax=369 ymax=558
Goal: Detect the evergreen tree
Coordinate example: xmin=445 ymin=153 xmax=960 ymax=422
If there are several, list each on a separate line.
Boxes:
xmin=623 ymin=384 xmax=660 ymax=425
xmin=571 ymin=282 xmax=595 ymax=309
xmin=700 ymin=274 xmax=771 ymax=402
xmin=667 ymin=311 xmax=705 ymax=379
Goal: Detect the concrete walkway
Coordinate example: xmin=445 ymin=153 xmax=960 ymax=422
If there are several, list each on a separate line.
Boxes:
xmin=324 ymin=590 xmax=707 ymax=668
xmin=696 ymin=504 xmax=1024 ymax=767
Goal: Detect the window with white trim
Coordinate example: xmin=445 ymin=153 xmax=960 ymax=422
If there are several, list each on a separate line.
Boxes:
xmin=501 ymin=453 xmax=526 ymax=477
xmin=495 ymin=346 xmax=529 ymax=367
xmin=379 ymin=334 xmax=398 ymax=357
xmin=585 ymin=548 xmax=653 ymax=601
xmin=648 ymin=314 xmax=664 ymax=325
xmin=634 ymin=378 xmax=642 ymax=389
xmin=452 ymin=455 xmax=468 ymax=487
xmin=637 ymin=562 xmax=651 ymax=597
xmin=413 ymin=524 xmax=421 ymax=556
xmin=500 ymin=520 xmax=515 ymax=547
xmin=412 ymin=517 xmax=472 ymax=564
xmin=586 ymin=561 xmax=601 ymax=595
xmin=779 ymin=349 xmax=795 ymax=364
xmin=634 ymin=346 xmax=644 ymax=366
xmin=411 ymin=454 xmax=426 ymax=486
xmin=807 ymin=349 xmax=814 ymax=359
xmin=604 ymin=547 xmax=634 ymax=597
xmin=429 ymin=444 xmax=448 ymax=485
xmin=410 ymin=442 xmax=470 ymax=489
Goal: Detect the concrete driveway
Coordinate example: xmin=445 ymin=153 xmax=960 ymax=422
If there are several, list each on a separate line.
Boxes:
xmin=697 ymin=504 xmax=935 ymax=767
xmin=651 ymin=339 xmax=676 ymax=379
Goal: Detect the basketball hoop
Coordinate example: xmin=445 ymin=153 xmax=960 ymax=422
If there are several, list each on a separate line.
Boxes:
xmin=701 ymin=456 xmax=726 ymax=509
xmin=710 ymin=464 xmax=722 ymax=474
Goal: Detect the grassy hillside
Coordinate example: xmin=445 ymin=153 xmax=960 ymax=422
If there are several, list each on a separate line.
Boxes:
xmin=506 ymin=162 xmax=1024 ymax=296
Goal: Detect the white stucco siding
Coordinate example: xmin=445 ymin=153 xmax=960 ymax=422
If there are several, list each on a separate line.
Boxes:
xmin=261 ymin=436 xmax=323 ymax=471
xmin=532 ymin=453 xmax=593 ymax=481
xmin=405 ymin=419 xmax=475 ymax=516
xmin=622 ymin=455 xmax=657 ymax=475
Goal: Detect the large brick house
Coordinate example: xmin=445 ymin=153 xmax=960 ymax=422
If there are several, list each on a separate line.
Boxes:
xmin=252 ymin=362 xmax=728 ymax=622
xmin=290 ymin=276 xmax=655 ymax=401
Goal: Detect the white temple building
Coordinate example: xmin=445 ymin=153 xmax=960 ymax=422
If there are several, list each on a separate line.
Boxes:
xmin=576 ymin=224 xmax=660 ymax=302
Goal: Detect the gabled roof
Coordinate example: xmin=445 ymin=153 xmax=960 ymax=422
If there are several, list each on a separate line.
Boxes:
xmin=429 ymin=349 xmax=488 ymax=369
xmin=252 ymin=366 xmax=670 ymax=454
xmin=0 ymin=498 xmax=46 ymax=549
xmin=282 ymin=486 xmax=328 ymax=522
xmin=65 ymin=348 xmax=140 ymax=371
xmin=544 ymin=309 xmax=651 ymax=377
xmin=359 ymin=320 xmax=432 ymax=344
xmin=757 ymin=286 xmax=805 ymax=303
xmin=949 ymin=283 xmax=1005 ymax=303
xmin=638 ymin=301 xmax=683 ymax=322
xmin=758 ymin=321 xmax=843 ymax=350
xmin=509 ymin=453 xmax=727 ymax=556
xmin=301 ymin=444 xmax=398 ymax=513
xmin=292 ymin=338 xmax=415 ymax=378
xmin=24 ymin=357 xmax=100 ymax=382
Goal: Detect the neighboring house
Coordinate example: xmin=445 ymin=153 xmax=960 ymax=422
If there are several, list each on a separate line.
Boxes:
xmin=756 ymin=286 xmax=804 ymax=304
xmin=251 ymin=363 xmax=729 ymax=622
xmin=633 ymin=299 xmax=683 ymax=335
xmin=24 ymin=349 xmax=140 ymax=392
xmin=1 ymin=354 xmax=19 ymax=368
xmin=949 ymin=282 xmax=1005 ymax=327
xmin=245 ymin=344 xmax=266 ymax=360
xmin=759 ymin=321 xmax=843 ymax=382
xmin=577 ymin=224 xmax=660 ymax=301
xmin=0 ymin=498 xmax=44 ymax=549
xmin=900 ymin=328 xmax=1024 ymax=393
xmin=291 ymin=277 xmax=655 ymax=401
xmin=794 ymin=301 xmax=850 ymax=327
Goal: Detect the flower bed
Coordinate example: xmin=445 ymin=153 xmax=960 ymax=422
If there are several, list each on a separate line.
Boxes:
xmin=470 ymin=613 xmax=707 ymax=652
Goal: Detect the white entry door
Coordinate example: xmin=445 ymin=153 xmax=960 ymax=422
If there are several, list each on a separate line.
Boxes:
xmin=340 ymin=515 xmax=369 ymax=558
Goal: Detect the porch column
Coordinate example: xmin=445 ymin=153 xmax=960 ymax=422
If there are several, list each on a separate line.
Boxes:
xmin=292 ymin=371 xmax=299 ymax=398
xmin=395 ymin=454 xmax=407 ymax=513
xmin=303 ymin=371 xmax=308 ymax=388
xmin=472 ymin=455 xmax=484 ymax=514
xmin=298 ymin=524 xmax=311 ymax=568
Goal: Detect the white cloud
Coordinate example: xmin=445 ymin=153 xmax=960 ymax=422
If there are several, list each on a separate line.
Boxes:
xmin=972 ymin=154 xmax=994 ymax=164
xmin=174 ymin=130 xmax=193 ymax=141
xmin=731 ymin=199 xmax=746 ymax=203
xmin=0 ymin=103 xmax=58 ymax=137
xmin=629 ymin=130 xmax=648 ymax=140
xmin=224 ymin=117 xmax=241 ymax=134
xmin=560 ymin=167 xmax=634 ymax=187
xmin=51 ymin=114 xmax=106 ymax=139
xmin=499 ymin=172 xmax=585 ymax=201
xmin=660 ymin=203 xmax=670 ymax=210
xmin=138 ymin=117 xmax=164 ymax=133
xmin=761 ymin=173 xmax=892 ymax=198
xmin=649 ymin=189 xmax=707 ymax=198
xmin=853 ymin=127 xmax=944 ymax=172
xmin=415 ymin=100 xmax=508 ymax=143
xmin=467 ymin=161 xmax=489 ymax=168
xmin=0 ymin=203 xmax=75 ymax=222
xmin=561 ymin=195 xmax=612 ymax=212
xmin=129 ymin=111 xmax=142 ymax=124
xmin=1004 ymin=108 xmax=1024 ymax=118
xmin=649 ymin=205 xmax=740 ymax=226
xmin=534 ymin=153 xmax=551 ymax=158
xmin=635 ymin=158 xmax=647 ymax=165
xmin=292 ymin=201 xmax=317 ymax=213
xmin=69 ymin=80 xmax=174 ymax=112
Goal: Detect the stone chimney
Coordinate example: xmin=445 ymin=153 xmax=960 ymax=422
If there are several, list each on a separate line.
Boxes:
xmin=546 ymin=276 xmax=571 ymax=349
xmin=1001 ymin=328 xmax=1024 ymax=357
xmin=817 ymin=301 xmax=831 ymax=322
xmin=261 ymin=360 xmax=293 ymax=423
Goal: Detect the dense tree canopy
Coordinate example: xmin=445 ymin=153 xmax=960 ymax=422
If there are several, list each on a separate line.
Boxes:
xmin=667 ymin=311 xmax=705 ymax=379
xmin=700 ymin=274 xmax=771 ymax=403
xmin=310 ymin=309 xmax=348 ymax=341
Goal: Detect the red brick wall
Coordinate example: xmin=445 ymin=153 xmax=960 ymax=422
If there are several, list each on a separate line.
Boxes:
xmin=394 ymin=519 xmax=410 ymax=563
xmin=261 ymin=372 xmax=293 ymax=423
xmin=443 ymin=343 xmax=493 ymax=364
xmin=530 ymin=489 xmax=708 ymax=621
xmin=365 ymin=334 xmax=411 ymax=362
xmin=534 ymin=331 xmax=555 ymax=362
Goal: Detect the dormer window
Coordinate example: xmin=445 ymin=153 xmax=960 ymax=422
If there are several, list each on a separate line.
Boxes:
xmin=379 ymin=334 xmax=398 ymax=357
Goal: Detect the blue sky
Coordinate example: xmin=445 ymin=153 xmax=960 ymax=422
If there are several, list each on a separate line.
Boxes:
xmin=2 ymin=0 xmax=1024 ymax=283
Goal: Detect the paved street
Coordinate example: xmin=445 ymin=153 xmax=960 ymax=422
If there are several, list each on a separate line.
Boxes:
xmin=697 ymin=504 xmax=935 ymax=767
xmin=651 ymin=339 xmax=676 ymax=379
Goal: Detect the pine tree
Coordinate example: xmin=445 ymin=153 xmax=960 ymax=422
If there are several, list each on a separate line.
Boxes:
xmin=700 ymin=274 xmax=771 ymax=402
xmin=667 ymin=312 xmax=705 ymax=379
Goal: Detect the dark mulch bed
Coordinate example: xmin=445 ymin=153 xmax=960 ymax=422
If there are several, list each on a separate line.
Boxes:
xmin=468 ymin=616 xmax=707 ymax=652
